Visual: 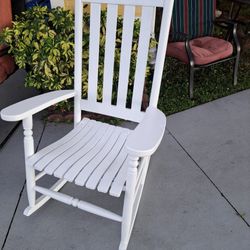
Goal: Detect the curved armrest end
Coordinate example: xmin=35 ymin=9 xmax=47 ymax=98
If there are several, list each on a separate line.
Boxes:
xmin=1 ymin=90 xmax=76 ymax=122
xmin=126 ymin=107 xmax=166 ymax=157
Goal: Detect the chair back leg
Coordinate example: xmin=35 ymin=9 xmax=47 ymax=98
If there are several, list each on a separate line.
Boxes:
xmin=189 ymin=66 xmax=195 ymax=99
xmin=233 ymin=42 xmax=241 ymax=86
xmin=233 ymin=56 xmax=240 ymax=86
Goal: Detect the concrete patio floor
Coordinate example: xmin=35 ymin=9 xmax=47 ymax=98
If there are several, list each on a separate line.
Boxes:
xmin=0 ymin=90 xmax=249 ymax=250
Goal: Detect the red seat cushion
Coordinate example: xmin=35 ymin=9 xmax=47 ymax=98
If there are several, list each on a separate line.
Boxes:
xmin=167 ymin=36 xmax=233 ymax=65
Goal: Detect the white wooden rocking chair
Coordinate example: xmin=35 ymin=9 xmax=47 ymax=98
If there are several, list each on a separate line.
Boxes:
xmin=1 ymin=0 xmax=174 ymax=249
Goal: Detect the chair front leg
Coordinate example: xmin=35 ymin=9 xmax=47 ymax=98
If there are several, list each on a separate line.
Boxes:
xmin=119 ymin=155 xmax=139 ymax=250
xmin=185 ymin=39 xmax=195 ymax=99
xmin=233 ymin=55 xmax=240 ymax=86
xmin=23 ymin=116 xmax=36 ymax=208
xmin=232 ymin=23 xmax=241 ymax=86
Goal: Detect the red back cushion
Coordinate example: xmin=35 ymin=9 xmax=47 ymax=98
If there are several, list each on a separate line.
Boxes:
xmin=0 ymin=0 xmax=13 ymax=50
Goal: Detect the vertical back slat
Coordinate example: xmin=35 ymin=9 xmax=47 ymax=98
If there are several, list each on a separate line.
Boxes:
xmin=102 ymin=4 xmax=118 ymax=104
xmin=116 ymin=6 xmax=135 ymax=108
xmin=131 ymin=6 xmax=153 ymax=111
xmin=74 ymin=0 xmax=83 ymax=126
xmin=88 ymin=3 xmax=101 ymax=102
xmin=150 ymin=0 xmax=175 ymax=107
xmin=151 ymin=7 xmax=156 ymax=36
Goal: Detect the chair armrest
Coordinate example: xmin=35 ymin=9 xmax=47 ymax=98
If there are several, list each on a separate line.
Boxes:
xmin=126 ymin=107 xmax=166 ymax=157
xmin=214 ymin=19 xmax=238 ymax=39
xmin=1 ymin=90 xmax=76 ymax=122
xmin=214 ymin=19 xmax=241 ymax=54
xmin=214 ymin=19 xmax=238 ymax=29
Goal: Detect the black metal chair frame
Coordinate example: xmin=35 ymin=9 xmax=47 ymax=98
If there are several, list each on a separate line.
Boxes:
xmin=229 ymin=0 xmax=250 ymax=35
xmin=169 ymin=20 xmax=241 ymax=99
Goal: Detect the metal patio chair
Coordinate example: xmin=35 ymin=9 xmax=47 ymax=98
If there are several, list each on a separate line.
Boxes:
xmin=166 ymin=0 xmax=241 ymax=99
xmin=0 ymin=0 xmax=174 ymax=249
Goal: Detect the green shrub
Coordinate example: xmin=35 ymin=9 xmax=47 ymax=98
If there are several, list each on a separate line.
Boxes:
xmin=1 ymin=6 xmax=75 ymax=91
xmin=0 ymin=6 xmax=156 ymax=102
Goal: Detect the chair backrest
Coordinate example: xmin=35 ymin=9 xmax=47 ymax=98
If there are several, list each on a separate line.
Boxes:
xmin=0 ymin=0 xmax=12 ymax=32
xmin=171 ymin=0 xmax=216 ymax=41
xmin=74 ymin=0 xmax=174 ymax=124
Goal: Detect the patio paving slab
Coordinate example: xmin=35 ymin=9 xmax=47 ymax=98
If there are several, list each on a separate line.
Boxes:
xmin=2 ymin=120 xmax=250 ymax=250
xmin=0 ymin=115 xmax=44 ymax=247
xmin=167 ymin=89 xmax=250 ymax=224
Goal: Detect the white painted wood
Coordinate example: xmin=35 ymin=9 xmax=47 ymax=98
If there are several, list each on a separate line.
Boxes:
xmin=1 ymin=1 xmax=175 ymax=249
xmin=151 ymin=7 xmax=156 ymax=35
xmin=28 ymin=118 xmax=89 ymax=167
xmin=35 ymin=185 xmax=122 ymax=222
xmin=119 ymin=155 xmax=138 ymax=250
xmin=135 ymin=157 xmax=149 ymax=197
xmin=86 ymin=131 xmax=129 ymax=190
xmin=23 ymin=117 xmax=34 ymax=159
xmin=64 ymin=124 xmax=114 ymax=182
xmin=102 ymin=4 xmax=118 ymax=105
xmin=34 ymin=121 xmax=96 ymax=172
xmin=81 ymin=100 xmax=144 ymax=122
xmin=75 ymin=127 xmax=122 ymax=186
xmin=50 ymin=0 xmax=64 ymax=8
xmin=109 ymin=158 xmax=129 ymax=197
xmin=141 ymin=156 xmax=150 ymax=186
xmin=77 ymin=200 xmax=122 ymax=222
xmin=35 ymin=171 xmax=46 ymax=181
xmin=131 ymin=7 xmax=154 ymax=111
xmin=41 ymin=121 xmax=96 ymax=174
xmin=44 ymin=121 xmax=98 ymax=175
xmin=0 ymin=90 xmax=75 ymax=122
xmin=128 ymin=179 xmax=144 ymax=240
xmin=150 ymin=0 xmax=175 ymax=107
xmin=82 ymin=0 xmax=164 ymax=7
xmin=24 ymin=179 xmax=67 ymax=216
xmin=53 ymin=121 xmax=102 ymax=178
xmin=40 ymin=121 xmax=107 ymax=178
xmin=116 ymin=6 xmax=135 ymax=108
xmin=126 ymin=107 xmax=166 ymax=157
xmin=23 ymin=116 xmax=36 ymax=207
xmin=88 ymin=3 xmax=101 ymax=102
xmin=97 ymin=149 xmax=127 ymax=193
xmin=74 ymin=0 xmax=83 ymax=125
xmin=128 ymin=158 xmax=151 ymax=240
xmin=35 ymin=185 xmax=74 ymax=205
xmin=29 ymin=118 xmax=132 ymax=197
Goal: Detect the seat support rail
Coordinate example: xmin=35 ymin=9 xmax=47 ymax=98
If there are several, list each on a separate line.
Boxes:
xmin=33 ymin=185 xmax=122 ymax=223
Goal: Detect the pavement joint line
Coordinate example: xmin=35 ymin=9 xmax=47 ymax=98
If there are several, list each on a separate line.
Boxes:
xmin=0 ymin=122 xmax=21 ymax=151
xmin=1 ymin=120 xmax=47 ymax=250
xmin=168 ymin=130 xmax=250 ymax=228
